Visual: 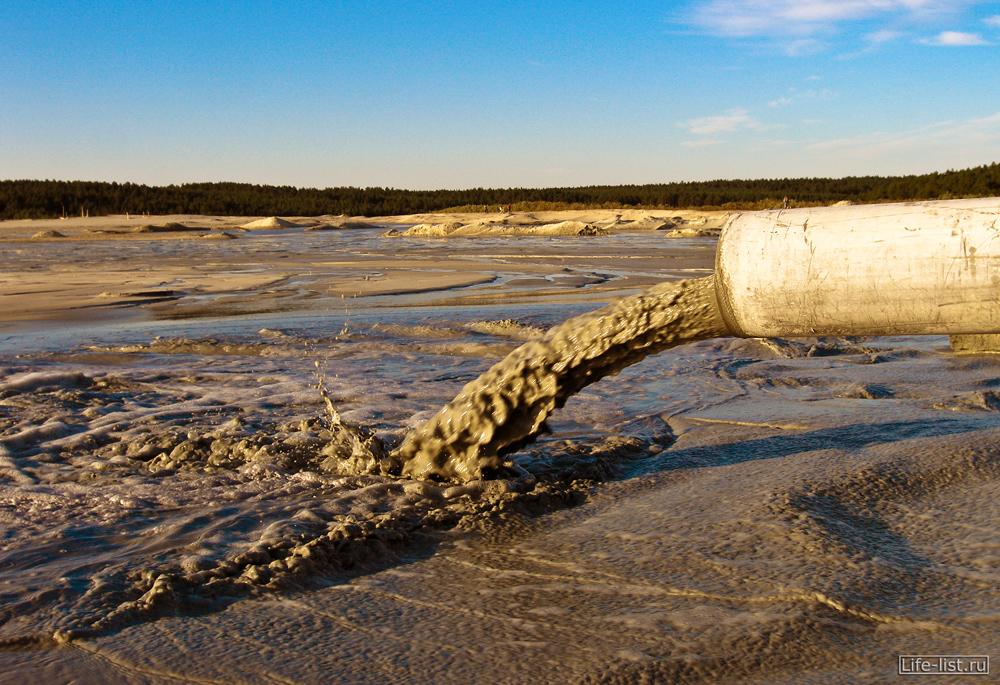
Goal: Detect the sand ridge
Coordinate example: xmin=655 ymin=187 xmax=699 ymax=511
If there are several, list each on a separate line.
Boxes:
xmin=0 ymin=208 xmax=728 ymax=241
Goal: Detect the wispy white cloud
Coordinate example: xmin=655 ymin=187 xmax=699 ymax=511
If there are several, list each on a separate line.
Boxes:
xmin=984 ymin=15 xmax=1000 ymax=27
xmin=807 ymin=110 xmax=1000 ymax=155
xmin=783 ymin=38 xmax=825 ymax=56
xmin=921 ymin=30 xmax=990 ymax=45
xmin=687 ymin=1 xmax=958 ymax=38
xmin=768 ymin=88 xmax=836 ymax=108
xmin=836 ymin=27 xmax=906 ymax=58
xmin=681 ymin=138 xmax=725 ymax=148
xmin=681 ymin=108 xmax=761 ymax=136
xmin=865 ymin=28 xmax=904 ymax=44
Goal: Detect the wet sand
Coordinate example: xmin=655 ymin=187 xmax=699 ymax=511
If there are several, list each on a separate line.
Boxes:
xmin=0 ymin=210 xmax=716 ymax=328
xmin=1 ymin=214 xmax=997 ymax=683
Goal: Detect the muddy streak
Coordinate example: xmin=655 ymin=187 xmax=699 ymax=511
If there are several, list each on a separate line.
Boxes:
xmin=393 ymin=276 xmax=729 ymax=481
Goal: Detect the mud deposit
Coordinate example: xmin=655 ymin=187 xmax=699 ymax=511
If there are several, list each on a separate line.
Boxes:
xmin=1 ymin=226 xmax=998 ymax=683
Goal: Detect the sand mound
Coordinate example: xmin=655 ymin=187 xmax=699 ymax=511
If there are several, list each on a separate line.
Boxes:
xmin=132 ymin=222 xmax=206 ymax=233
xmin=395 ymin=220 xmax=606 ymax=238
xmin=304 ymin=220 xmax=373 ymax=231
xmin=660 ymin=214 xmax=730 ymax=238
xmin=601 ymin=216 xmax=676 ymax=232
xmin=401 ymin=222 xmax=466 ymax=237
xmin=305 ymin=215 xmax=372 ymax=230
xmin=31 ymin=230 xmax=66 ymax=239
xmin=529 ymin=220 xmax=607 ymax=236
xmin=200 ymin=232 xmax=238 ymax=240
xmin=662 ymin=226 xmax=720 ymax=238
xmin=239 ymin=217 xmax=302 ymax=230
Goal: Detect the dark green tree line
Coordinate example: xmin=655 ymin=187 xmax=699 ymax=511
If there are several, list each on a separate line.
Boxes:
xmin=2 ymin=163 xmax=998 ymax=220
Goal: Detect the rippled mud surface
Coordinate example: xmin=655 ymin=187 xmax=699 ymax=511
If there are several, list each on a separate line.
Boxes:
xmin=1 ymin=227 xmax=998 ymax=683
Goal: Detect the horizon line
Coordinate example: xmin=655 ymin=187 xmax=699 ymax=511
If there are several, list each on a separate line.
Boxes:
xmin=3 ymin=161 xmax=998 ymax=192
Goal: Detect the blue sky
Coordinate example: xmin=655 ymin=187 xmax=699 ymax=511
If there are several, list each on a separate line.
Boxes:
xmin=1 ymin=1 xmax=998 ymax=188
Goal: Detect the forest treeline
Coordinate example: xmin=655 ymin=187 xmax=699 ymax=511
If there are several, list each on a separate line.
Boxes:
xmin=2 ymin=163 xmax=998 ymax=219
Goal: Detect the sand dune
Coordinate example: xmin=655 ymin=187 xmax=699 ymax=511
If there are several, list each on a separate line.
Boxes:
xmin=239 ymin=216 xmax=303 ymax=229
xmin=395 ymin=219 xmax=608 ymax=237
xmin=385 ymin=210 xmax=730 ymax=238
xmin=30 ymin=229 xmax=66 ymax=239
xmin=0 ymin=208 xmax=730 ymax=241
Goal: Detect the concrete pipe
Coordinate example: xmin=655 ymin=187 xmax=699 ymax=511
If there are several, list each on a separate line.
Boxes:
xmin=714 ymin=198 xmax=1000 ymax=338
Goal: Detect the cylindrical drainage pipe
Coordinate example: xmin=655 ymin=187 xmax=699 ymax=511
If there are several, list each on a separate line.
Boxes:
xmin=715 ymin=198 xmax=1000 ymax=337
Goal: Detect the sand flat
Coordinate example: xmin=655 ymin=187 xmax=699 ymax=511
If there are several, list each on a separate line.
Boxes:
xmin=2 ymin=212 xmax=996 ymax=684
xmin=0 ymin=212 xmax=718 ymax=329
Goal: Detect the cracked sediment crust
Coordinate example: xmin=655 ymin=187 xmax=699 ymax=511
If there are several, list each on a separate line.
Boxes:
xmin=393 ymin=276 xmax=729 ymax=481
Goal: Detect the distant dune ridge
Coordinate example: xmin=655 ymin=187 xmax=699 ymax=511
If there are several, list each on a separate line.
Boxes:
xmin=239 ymin=216 xmax=372 ymax=230
xmin=132 ymin=222 xmax=208 ymax=233
xmin=30 ymin=229 xmax=65 ymax=239
xmin=386 ymin=211 xmax=728 ymax=238
xmin=240 ymin=216 xmax=303 ymax=230
xmin=0 ymin=207 xmax=732 ymax=243
xmin=396 ymin=219 xmax=608 ymax=237
xmin=388 ymin=220 xmax=597 ymax=237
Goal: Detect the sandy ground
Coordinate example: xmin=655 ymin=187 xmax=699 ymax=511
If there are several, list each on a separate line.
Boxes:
xmin=0 ymin=210 xmax=720 ymax=328
xmin=0 ymin=208 xmax=728 ymax=240
xmin=1 ymin=215 xmax=997 ymax=684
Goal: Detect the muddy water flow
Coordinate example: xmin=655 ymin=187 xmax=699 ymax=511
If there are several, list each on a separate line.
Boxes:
xmin=394 ymin=277 xmax=728 ymax=480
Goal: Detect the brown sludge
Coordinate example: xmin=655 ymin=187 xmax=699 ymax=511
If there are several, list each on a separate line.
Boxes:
xmin=393 ymin=276 xmax=729 ymax=481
